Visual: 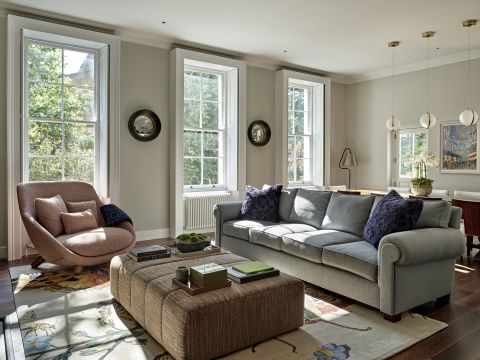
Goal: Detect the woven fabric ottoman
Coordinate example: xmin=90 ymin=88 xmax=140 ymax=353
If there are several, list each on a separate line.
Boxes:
xmin=110 ymin=252 xmax=304 ymax=360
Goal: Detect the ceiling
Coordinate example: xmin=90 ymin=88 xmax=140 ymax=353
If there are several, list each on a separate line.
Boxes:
xmin=2 ymin=0 xmax=480 ymax=80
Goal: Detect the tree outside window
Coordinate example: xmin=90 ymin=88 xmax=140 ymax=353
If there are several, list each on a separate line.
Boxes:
xmin=399 ymin=130 xmax=427 ymax=178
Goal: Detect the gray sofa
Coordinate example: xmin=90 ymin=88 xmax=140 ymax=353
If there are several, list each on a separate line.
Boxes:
xmin=214 ymin=189 xmax=465 ymax=321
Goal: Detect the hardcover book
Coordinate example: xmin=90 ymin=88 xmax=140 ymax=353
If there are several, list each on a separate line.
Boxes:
xmin=232 ymin=261 xmax=274 ymax=275
xmin=227 ymin=267 xmax=279 ymax=283
xmin=128 ymin=252 xmax=171 ymax=262
xmin=129 ymin=245 xmax=168 ymax=257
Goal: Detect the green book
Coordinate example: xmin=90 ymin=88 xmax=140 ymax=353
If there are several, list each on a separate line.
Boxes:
xmin=232 ymin=261 xmax=274 ymax=275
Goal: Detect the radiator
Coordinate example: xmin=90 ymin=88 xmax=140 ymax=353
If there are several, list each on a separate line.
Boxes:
xmin=184 ymin=192 xmax=234 ymax=230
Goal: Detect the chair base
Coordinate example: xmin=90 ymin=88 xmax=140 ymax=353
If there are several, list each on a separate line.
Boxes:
xmin=31 ymin=256 xmax=45 ymax=268
xmin=383 ymin=313 xmax=401 ymax=322
xmin=437 ymin=293 xmax=451 ymax=305
xmin=73 ymin=265 xmax=83 ymax=274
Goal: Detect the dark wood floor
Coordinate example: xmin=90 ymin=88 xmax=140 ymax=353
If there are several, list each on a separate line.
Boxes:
xmin=1 ymin=241 xmax=480 ymax=359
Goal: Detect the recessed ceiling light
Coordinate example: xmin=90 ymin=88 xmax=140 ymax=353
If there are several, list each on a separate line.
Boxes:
xmin=283 ymin=50 xmax=287 ymax=53
xmin=162 ymin=21 xmax=166 ymax=24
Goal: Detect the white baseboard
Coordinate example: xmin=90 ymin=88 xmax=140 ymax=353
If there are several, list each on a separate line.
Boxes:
xmin=135 ymin=228 xmax=171 ymax=241
xmin=0 ymin=246 xmax=6 ymax=259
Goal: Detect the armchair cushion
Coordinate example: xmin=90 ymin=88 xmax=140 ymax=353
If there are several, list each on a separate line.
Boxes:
xmin=61 ymin=209 xmax=98 ymax=234
xmin=35 ymin=194 xmax=68 ymax=237
xmin=57 ymin=226 xmax=133 ymax=257
xmin=66 ymin=200 xmax=99 ymax=223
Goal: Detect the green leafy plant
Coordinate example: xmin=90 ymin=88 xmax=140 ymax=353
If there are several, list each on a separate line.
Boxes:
xmin=176 ymin=233 xmax=208 ymax=244
xmin=410 ymin=177 xmax=434 ymax=187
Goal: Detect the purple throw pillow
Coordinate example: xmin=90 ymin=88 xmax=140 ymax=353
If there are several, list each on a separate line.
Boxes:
xmin=241 ymin=184 xmax=283 ymax=222
xmin=364 ymin=190 xmax=423 ymax=248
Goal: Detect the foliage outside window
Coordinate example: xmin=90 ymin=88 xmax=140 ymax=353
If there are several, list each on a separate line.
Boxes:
xmin=398 ymin=130 xmax=427 ymax=178
xmin=287 ymin=84 xmax=312 ymax=183
xmin=183 ymin=68 xmax=225 ymax=188
xmin=25 ymin=40 xmax=97 ymax=184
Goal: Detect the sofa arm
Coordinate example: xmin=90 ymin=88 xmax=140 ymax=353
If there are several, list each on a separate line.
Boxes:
xmin=213 ymin=201 xmax=243 ymax=246
xmin=379 ymin=228 xmax=465 ymax=266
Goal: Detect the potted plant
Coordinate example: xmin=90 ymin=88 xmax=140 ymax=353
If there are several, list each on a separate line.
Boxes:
xmin=404 ymin=151 xmax=439 ymax=196
xmin=175 ymin=233 xmax=210 ymax=253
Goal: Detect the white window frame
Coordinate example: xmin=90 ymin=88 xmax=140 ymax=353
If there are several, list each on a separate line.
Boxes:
xmin=183 ymin=65 xmax=227 ymax=191
xmin=170 ymin=49 xmax=246 ymax=236
xmin=275 ymin=69 xmax=331 ymax=188
xmin=7 ymin=15 xmax=120 ymax=260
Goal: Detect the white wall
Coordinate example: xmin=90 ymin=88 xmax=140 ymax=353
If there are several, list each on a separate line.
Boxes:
xmin=0 ymin=15 xmax=7 ymax=257
xmin=346 ymin=59 xmax=480 ymax=193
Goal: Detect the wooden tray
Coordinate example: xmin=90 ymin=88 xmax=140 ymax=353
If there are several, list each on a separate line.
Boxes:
xmin=172 ymin=278 xmax=231 ymax=295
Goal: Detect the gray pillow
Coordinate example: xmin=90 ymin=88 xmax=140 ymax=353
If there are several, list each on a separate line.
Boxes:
xmin=278 ymin=188 xmax=299 ymax=221
xmin=321 ymin=193 xmax=375 ymax=237
xmin=415 ymin=201 xmax=452 ymax=229
xmin=288 ymin=189 xmax=332 ymax=228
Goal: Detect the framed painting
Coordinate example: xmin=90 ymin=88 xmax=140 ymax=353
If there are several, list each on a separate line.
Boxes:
xmin=440 ymin=122 xmax=479 ymax=173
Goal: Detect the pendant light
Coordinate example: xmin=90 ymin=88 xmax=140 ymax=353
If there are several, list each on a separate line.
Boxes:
xmin=419 ymin=31 xmax=437 ymax=129
xmin=386 ymin=41 xmax=401 ymax=131
xmin=459 ymin=19 xmax=478 ymax=126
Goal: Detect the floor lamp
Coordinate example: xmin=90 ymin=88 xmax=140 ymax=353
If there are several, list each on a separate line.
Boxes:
xmin=339 ymin=148 xmax=358 ymax=189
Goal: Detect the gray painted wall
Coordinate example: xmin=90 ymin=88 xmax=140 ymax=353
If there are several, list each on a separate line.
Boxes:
xmin=346 ymin=59 xmax=480 ymax=193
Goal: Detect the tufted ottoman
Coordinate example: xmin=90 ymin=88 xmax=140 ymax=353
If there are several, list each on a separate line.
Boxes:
xmin=110 ymin=252 xmax=304 ymax=360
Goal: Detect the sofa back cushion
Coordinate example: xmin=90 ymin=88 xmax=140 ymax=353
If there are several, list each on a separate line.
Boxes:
xmin=279 ymin=188 xmax=298 ymax=221
xmin=321 ymin=193 xmax=375 ymax=237
xmin=415 ymin=200 xmax=452 ymax=229
xmin=35 ymin=194 xmax=68 ymax=237
xmin=288 ymin=189 xmax=332 ymax=228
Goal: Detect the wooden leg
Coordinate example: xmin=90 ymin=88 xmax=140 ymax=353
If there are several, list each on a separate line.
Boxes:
xmin=73 ymin=265 xmax=83 ymax=275
xmin=437 ymin=294 xmax=451 ymax=304
xmin=31 ymin=256 xmax=45 ymax=268
xmin=467 ymin=235 xmax=473 ymax=257
xmin=383 ymin=313 xmax=401 ymax=322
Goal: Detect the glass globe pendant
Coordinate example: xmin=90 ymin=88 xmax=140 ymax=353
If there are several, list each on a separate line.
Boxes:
xmin=459 ymin=20 xmax=478 ymax=126
xmin=386 ymin=116 xmax=401 ymax=131
xmin=386 ymin=41 xmax=401 ymax=131
xmin=419 ymin=112 xmax=437 ymax=129
xmin=419 ymin=31 xmax=437 ymax=129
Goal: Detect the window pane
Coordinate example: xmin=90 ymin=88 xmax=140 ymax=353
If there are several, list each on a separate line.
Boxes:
xmin=414 ymin=132 xmax=427 ymax=155
xmin=28 ymin=121 xmax=62 ymax=156
xmin=202 ymin=101 xmax=219 ymax=129
xmin=184 ymin=70 xmax=201 ymax=100
xmin=202 ymin=73 xmax=219 ymax=102
xmin=204 ymin=131 xmax=219 ymax=157
xmin=28 ymin=43 xmax=62 ymax=83
xmin=64 ymin=86 xmax=96 ymax=121
xmin=184 ymin=130 xmax=201 ymax=157
xmin=184 ymin=99 xmax=200 ymax=128
xmin=294 ymin=88 xmax=305 ymax=111
xmin=288 ymin=87 xmax=294 ymax=111
xmin=287 ymin=136 xmax=295 ymax=159
xmin=64 ymin=50 xmax=94 ymax=87
xmin=64 ymin=157 xmax=94 ymax=183
xmin=64 ymin=123 xmax=95 ymax=156
xmin=288 ymin=111 xmax=294 ymax=134
xmin=203 ymin=158 xmax=218 ymax=185
xmin=400 ymin=133 xmax=413 ymax=177
xmin=295 ymin=136 xmax=305 ymax=158
xmin=28 ymin=83 xmax=62 ymax=119
xmin=294 ymin=111 xmax=304 ymax=134
xmin=296 ymin=159 xmax=305 ymax=181
xmin=288 ymin=159 xmax=295 ymax=182
xmin=28 ymin=157 xmax=62 ymax=181
xmin=184 ymin=158 xmax=201 ymax=186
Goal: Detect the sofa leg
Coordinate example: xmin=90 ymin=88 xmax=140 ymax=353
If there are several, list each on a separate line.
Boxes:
xmin=437 ymin=294 xmax=451 ymax=304
xmin=31 ymin=256 xmax=45 ymax=268
xmin=73 ymin=265 xmax=83 ymax=275
xmin=383 ymin=313 xmax=401 ymax=322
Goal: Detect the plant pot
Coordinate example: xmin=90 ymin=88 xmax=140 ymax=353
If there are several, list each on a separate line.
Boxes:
xmin=175 ymin=238 xmax=210 ymax=253
xmin=411 ymin=186 xmax=433 ymax=197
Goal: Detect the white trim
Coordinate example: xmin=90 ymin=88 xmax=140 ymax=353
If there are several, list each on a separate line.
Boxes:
xmin=135 ymin=228 xmax=171 ymax=241
xmin=7 ymin=15 xmax=120 ymax=260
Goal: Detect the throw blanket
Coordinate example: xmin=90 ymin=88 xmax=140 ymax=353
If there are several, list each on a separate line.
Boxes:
xmin=100 ymin=204 xmax=133 ymax=227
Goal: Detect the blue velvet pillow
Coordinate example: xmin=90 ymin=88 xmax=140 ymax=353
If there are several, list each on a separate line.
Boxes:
xmin=364 ymin=190 xmax=423 ymax=248
xmin=100 ymin=204 xmax=133 ymax=227
xmin=241 ymin=184 xmax=283 ymax=222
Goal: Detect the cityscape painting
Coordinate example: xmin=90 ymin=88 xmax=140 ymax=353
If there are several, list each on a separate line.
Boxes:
xmin=440 ymin=122 xmax=478 ymax=173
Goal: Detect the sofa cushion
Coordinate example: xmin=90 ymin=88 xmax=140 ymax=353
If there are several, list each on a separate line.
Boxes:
xmin=322 ymin=241 xmax=378 ymax=282
xmin=35 ymin=194 xmax=68 ymax=237
xmin=321 ymin=193 xmax=375 ymax=237
xmin=66 ymin=200 xmax=99 ymax=223
xmin=249 ymin=223 xmax=317 ymax=250
xmin=241 ymin=184 xmax=283 ymax=222
xmin=279 ymin=188 xmax=299 ymax=221
xmin=223 ymin=220 xmax=277 ymax=241
xmin=281 ymin=230 xmax=361 ymax=263
xmin=57 ymin=227 xmax=133 ymax=257
xmin=61 ymin=209 xmax=98 ymax=235
xmin=415 ymin=200 xmax=452 ymax=229
xmin=288 ymin=189 xmax=332 ymax=228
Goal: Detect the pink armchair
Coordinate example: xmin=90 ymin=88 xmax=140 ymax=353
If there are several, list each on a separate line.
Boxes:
xmin=17 ymin=181 xmax=136 ymax=273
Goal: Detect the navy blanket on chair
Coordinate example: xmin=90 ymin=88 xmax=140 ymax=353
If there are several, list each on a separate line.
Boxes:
xmin=100 ymin=204 xmax=133 ymax=226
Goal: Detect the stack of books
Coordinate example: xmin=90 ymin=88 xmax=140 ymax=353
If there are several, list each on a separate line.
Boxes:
xmin=227 ymin=261 xmax=279 ymax=283
xmin=128 ymin=245 xmax=171 ymax=262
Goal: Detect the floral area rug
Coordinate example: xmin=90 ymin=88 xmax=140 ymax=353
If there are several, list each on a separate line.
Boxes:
xmin=10 ymin=264 xmax=447 ymax=360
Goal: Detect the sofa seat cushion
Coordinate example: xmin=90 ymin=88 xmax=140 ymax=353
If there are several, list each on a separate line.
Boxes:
xmin=322 ymin=241 xmax=378 ymax=281
xmin=57 ymin=227 xmax=133 ymax=257
xmin=223 ymin=220 xmax=277 ymax=241
xmin=281 ymin=230 xmax=361 ymax=263
xmin=249 ymin=223 xmax=317 ymax=250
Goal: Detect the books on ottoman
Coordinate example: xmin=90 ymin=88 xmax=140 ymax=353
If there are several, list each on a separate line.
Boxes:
xmin=232 ymin=261 xmax=274 ymax=275
xmin=128 ymin=245 xmax=171 ymax=262
xmin=190 ymin=263 xmax=227 ymax=287
xmin=227 ymin=267 xmax=279 ymax=283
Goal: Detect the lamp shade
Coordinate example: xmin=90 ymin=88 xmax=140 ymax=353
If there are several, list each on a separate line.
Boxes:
xmin=341 ymin=150 xmax=358 ymax=167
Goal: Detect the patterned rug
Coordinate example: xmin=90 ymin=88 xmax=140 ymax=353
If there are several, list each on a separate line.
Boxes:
xmin=9 ymin=264 xmax=447 ymax=360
